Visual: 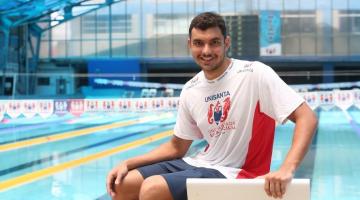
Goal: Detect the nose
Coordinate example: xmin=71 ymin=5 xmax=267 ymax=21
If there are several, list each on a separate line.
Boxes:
xmin=202 ymin=44 xmax=212 ymax=56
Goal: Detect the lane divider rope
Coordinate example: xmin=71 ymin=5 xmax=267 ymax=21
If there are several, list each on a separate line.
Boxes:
xmin=0 ymin=113 xmax=174 ymax=152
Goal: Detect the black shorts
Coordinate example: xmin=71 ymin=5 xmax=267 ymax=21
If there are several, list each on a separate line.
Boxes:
xmin=137 ymin=159 xmax=226 ymax=200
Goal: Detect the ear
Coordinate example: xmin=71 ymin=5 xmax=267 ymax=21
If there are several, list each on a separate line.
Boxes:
xmin=187 ymin=38 xmax=191 ymax=49
xmin=224 ymin=36 xmax=231 ymax=50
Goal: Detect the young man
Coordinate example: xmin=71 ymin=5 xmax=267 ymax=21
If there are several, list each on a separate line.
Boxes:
xmin=106 ymin=12 xmax=318 ymax=200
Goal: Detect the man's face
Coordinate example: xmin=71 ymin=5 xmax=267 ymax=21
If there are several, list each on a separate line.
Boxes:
xmin=188 ymin=27 xmax=230 ymax=76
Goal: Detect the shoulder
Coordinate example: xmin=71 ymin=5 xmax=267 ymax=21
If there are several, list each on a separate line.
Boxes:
xmin=230 ymin=59 xmax=269 ymax=75
xmin=183 ymin=71 xmax=203 ymax=90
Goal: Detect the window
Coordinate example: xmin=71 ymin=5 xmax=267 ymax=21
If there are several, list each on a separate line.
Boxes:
xmin=38 ymin=77 xmax=50 ymax=86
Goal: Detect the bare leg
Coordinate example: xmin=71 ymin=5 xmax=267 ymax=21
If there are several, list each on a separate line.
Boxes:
xmin=112 ymin=169 xmax=144 ymax=200
xmin=139 ymin=175 xmax=174 ymax=200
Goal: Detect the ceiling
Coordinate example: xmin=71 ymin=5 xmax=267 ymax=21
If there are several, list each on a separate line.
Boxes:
xmin=0 ymin=0 xmax=124 ymax=30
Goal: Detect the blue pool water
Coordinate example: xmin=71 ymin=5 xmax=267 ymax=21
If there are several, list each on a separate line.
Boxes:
xmin=0 ymin=109 xmax=359 ymax=200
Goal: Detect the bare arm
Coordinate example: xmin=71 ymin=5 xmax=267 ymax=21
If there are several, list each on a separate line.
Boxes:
xmin=106 ymin=135 xmax=193 ymax=196
xmin=264 ymin=102 xmax=318 ymax=198
xmin=124 ymin=135 xmax=193 ymax=170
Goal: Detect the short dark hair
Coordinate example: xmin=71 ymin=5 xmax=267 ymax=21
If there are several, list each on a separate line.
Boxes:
xmin=188 ymin=12 xmax=227 ymax=38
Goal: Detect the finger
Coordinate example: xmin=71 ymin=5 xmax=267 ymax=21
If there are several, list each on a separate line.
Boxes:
xmin=274 ymin=181 xmax=282 ymax=198
xmin=269 ymin=180 xmax=275 ymax=197
xmin=264 ymin=178 xmax=271 ymax=196
xmin=115 ymin=170 xmax=125 ymax=185
xmin=281 ymin=180 xmax=287 ymax=196
xmin=106 ymin=173 xmax=116 ymax=196
xmin=106 ymin=173 xmax=112 ymax=193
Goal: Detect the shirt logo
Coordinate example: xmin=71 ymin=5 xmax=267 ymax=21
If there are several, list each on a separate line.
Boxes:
xmin=207 ymin=96 xmax=231 ymax=125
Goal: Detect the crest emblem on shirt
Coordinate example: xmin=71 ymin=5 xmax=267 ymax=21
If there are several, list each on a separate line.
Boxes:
xmin=207 ymin=97 xmax=231 ymax=125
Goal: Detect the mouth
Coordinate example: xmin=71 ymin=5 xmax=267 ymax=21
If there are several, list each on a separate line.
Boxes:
xmin=200 ymin=56 xmax=214 ymax=64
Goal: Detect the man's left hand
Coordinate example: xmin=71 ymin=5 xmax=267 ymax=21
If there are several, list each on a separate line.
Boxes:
xmin=262 ymin=168 xmax=294 ymax=199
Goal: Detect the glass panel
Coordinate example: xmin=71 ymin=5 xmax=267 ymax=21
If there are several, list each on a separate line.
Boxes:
xmin=126 ymin=0 xmax=141 ymax=40
xmin=187 ymin=0 xmax=196 ymax=18
xmin=155 ymin=1 xmax=172 ymax=57
xmin=333 ymin=35 xmax=349 ymax=55
xmin=282 ymin=13 xmax=300 ymax=55
xmin=333 ymin=6 xmax=350 ymax=55
xmin=112 ymin=2 xmax=130 ymax=39
xmin=300 ymin=0 xmax=316 ymax=10
xmin=96 ymin=7 xmax=109 ymax=40
xmin=337 ymin=12 xmax=350 ymax=33
xmin=194 ymin=0 xmax=205 ymax=13
xmin=41 ymin=29 xmax=50 ymax=40
xmin=300 ymin=14 xmax=316 ymax=33
xmin=282 ymin=0 xmax=300 ymax=55
xmin=283 ymin=0 xmax=300 ymax=11
xmin=112 ymin=39 xmax=126 ymax=57
xmin=141 ymin=0 xmax=157 ymax=57
xmin=283 ymin=16 xmax=300 ymax=33
xmin=81 ymin=12 xmax=96 ymax=39
xmin=173 ymin=34 xmax=189 ymax=57
xmin=258 ymin=0 xmax=268 ymax=10
xmin=300 ymin=35 xmax=316 ymax=55
xmin=82 ymin=40 xmax=96 ymax=56
xmin=127 ymin=39 xmax=141 ymax=57
xmin=282 ymin=35 xmax=300 ymax=55
xmin=39 ymin=41 xmax=49 ymax=58
xmin=235 ymin=0 xmax=254 ymax=14
xmin=52 ymin=23 xmax=66 ymax=40
xmin=220 ymin=0 xmax=236 ymax=13
xmin=202 ymin=0 xmax=219 ymax=13
xmin=51 ymin=40 xmax=66 ymax=57
xmin=350 ymin=35 xmax=360 ymax=55
xmin=97 ymin=40 xmax=110 ymax=57
xmin=172 ymin=0 xmax=189 ymax=57
xmin=67 ymin=41 xmax=81 ymax=57
xmin=267 ymin=0 xmax=282 ymax=11
xmin=68 ymin=17 xmax=81 ymax=40
xmin=155 ymin=36 xmax=172 ymax=57
xmin=333 ymin=0 xmax=348 ymax=10
xmin=316 ymin=0 xmax=333 ymax=55
xmin=349 ymin=0 xmax=360 ymax=9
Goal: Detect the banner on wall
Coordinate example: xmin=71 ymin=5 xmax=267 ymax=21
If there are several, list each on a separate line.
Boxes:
xmin=301 ymin=92 xmax=319 ymax=110
xmin=334 ymin=90 xmax=354 ymax=110
xmin=6 ymin=100 xmax=23 ymax=119
xmin=118 ymin=99 xmax=132 ymax=112
xmin=38 ymin=100 xmax=54 ymax=118
xmin=22 ymin=100 xmax=38 ymax=118
xmin=0 ymin=100 xmax=6 ymax=121
xmin=85 ymin=99 xmax=101 ymax=113
xmin=318 ymin=91 xmax=335 ymax=111
xmin=2 ymin=89 xmax=360 ymax=121
xmin=69 ymin=99 xmax=84 ymax=117
xmin=260 ymin=11 xmax=282 ymax=56
xmin=54 ymin=100 xmax=69 ymax=116
xmin=354 ymin=89 xmax=360 ymax=109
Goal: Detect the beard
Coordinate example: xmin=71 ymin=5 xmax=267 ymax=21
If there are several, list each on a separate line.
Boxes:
xmin=197 ymin=53 xmax=226 ymax=72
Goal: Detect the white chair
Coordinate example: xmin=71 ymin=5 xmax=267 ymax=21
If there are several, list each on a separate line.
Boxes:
xmin=187 ymin=178 xmax=310 ymax=200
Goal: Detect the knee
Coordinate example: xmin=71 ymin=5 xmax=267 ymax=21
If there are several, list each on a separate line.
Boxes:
xmin=112 ymin=181 xmax=137 ymax=200
xmin=139 ymin=175 xmax=171 ymax=200
xmin=112 ymin=170 xmax=143 ymax=200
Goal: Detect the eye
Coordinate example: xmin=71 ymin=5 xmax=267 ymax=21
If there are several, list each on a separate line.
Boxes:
xmin=192 ymin=40 xmax=203 ymax=47
xmin=210 ymin=39 xmax=222 ymax=46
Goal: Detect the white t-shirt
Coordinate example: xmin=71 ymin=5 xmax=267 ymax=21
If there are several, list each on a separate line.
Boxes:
xmin=174 ymin=59 xmax=304 ymax=179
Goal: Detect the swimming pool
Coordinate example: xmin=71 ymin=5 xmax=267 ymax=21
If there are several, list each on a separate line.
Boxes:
xmin=0 ymin=109 xmax=359 ymax=199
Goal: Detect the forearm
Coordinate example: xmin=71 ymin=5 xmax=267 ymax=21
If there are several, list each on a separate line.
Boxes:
xmin=263 ymin=104 xmax=317 ymax=198
xmin=124 ymin=136 xmax=192 ymax=170
xmin=281 ymin=105 xmax=318 ymax=173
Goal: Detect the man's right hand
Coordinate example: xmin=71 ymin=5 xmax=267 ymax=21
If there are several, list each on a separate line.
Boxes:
xmin=106 ymin=163 xmax=129 ymax=197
